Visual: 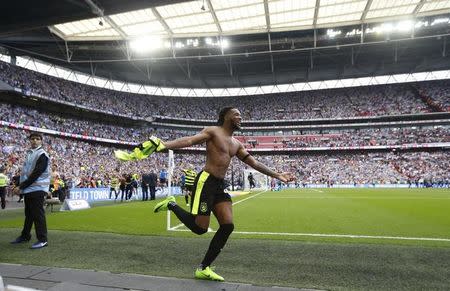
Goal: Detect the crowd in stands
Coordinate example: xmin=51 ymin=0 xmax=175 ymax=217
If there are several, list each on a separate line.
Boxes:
xmin=0 ymin=60 xmax=448 ymax=192
xmin=1 ymin=128 xmax=448 ymax=191
xmin=0 ymin=128 xmax=175 ymax=190
xmin=1 ymin=61 xmax=446 ymax=122
xmin=415 ymin=79 xmax=450 ymax=112
xmin=1 ymin=102 xmax=449 ymax=147
xmin=275 ymin=127 xmax=449 ymax=148
xmin=0 ymin=102 xmax=154 ymax=141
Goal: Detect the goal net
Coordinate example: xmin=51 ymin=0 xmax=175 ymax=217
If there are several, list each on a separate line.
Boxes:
xmin=243 ymin=169 xmax=270 ymax=190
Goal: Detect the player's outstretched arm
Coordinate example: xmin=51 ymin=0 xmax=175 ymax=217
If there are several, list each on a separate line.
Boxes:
xmin=163 ymin=128 xmax=211 ymax=150
xmin=114 ymin=128 xmax=212 ymax=161
xmin=236 ymin=145 xmax=296 ymax=183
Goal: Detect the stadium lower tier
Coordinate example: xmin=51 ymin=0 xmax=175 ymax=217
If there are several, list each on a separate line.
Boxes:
xmin=1 ymin=128 xmax=448 ymax=189
xmin=1 ymin=102 xmax=449 ymax=148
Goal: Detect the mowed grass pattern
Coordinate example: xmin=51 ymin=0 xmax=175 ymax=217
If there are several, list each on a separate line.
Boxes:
xmin=0 ymin=188 xmax=449 ymax=245
xmin=0 ymin=188 xmax=449 ymax=290
xmin=0 ymin=200 xmax=171 ymax=236
xmin=232 ymin=188 xmax=450 ymax=241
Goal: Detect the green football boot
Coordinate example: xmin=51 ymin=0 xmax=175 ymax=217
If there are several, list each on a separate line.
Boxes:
xmin=195 ymin=266 xmax=224 ymax=282
xmin=153 ymin=196 xmax=176 ymax=213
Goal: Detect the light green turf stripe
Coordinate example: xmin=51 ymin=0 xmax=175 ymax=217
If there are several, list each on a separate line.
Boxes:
xmin=191 ymin=171 xmax=209 ymax=215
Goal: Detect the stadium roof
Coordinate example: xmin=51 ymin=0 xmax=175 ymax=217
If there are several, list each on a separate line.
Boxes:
xmin=1 ymin=0 xmax=450 ymax=88
xmin=49 ymin=0 xmax=450 ymax=41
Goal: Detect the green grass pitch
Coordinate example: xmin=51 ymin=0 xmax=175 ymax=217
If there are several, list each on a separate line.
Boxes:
xmin=1 ymin=188 xmax=449 ymax=290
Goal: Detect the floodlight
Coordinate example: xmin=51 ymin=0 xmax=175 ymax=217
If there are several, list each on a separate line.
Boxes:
xmin=129 ymin=36 xmax=162 ymax=53
xmin=396 ymin=20 xmax=413 ymax=32
xmin=175 ymin=41 xmax=184 ymax=48
xmin=431 ymin=18 xmax=450 ymax=26
xmin=381 ymin=23 xmax=393 ymax=33
xmin=415 ymin=21 xmax=429 ymax=28
xmin=220 ymin=39 xmax=229 ymax=49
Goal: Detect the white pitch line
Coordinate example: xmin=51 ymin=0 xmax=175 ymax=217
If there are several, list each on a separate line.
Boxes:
xmin=169 ymin=229 xmax=450 ymax=242
xmin=171 ymin=224 xmax=185 ymax=230
xmin=232 ymin=189 xmax=269 ymax=205
xmin=310 ymin=189 xmax=324 ymax=193
xmin=170 ymin=190 xmax=268 ymax=230
xmin=258 ymin=197 xmax=450 ymax=200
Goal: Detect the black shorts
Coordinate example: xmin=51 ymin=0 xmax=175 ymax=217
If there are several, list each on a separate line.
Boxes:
xmin=191 ymin=171 xmax=231 ymax=216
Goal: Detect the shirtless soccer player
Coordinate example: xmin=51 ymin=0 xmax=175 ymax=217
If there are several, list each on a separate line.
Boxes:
xmin=135 ymin=107 xmax=295 ymax=281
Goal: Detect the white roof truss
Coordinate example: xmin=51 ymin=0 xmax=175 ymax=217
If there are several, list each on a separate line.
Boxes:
xmin=49 ymin=0 xmax=450 ymax=40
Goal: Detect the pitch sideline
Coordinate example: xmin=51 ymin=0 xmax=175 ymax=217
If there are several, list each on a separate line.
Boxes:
xmin=170 ymin=189 xmax=269 ymax=230
xmin=169 ymin=189 xmax=450 ymax=242
xmin=169 ymin=228 xmax=450 ymax=242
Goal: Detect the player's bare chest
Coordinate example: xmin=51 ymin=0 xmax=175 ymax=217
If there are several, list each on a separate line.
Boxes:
xmin=212 ymin=137 xmax=239 ymax=155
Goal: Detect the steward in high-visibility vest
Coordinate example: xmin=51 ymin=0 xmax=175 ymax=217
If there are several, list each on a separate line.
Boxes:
xmin=131 ymin=173 xmax=139 ymax=189
xmin=12 ymin=132 xmax=50 ymax=248
xmin=0 ymin=168 xmax=9 ymax=209
xmin=111 ymin=177 xmax=119 ymax=189
xmin=109 ymin=177 xmax=119 ymax=200
xmin=0 ymin=172 xmax=8 ymax=187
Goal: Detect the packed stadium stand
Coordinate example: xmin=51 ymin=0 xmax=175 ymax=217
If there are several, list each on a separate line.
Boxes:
xmin=1 ymin=62 xmax=449 ymax=189
xmin=1 ymin=60 xmax=447 ymax=121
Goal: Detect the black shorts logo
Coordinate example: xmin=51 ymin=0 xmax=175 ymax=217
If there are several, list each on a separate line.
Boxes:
xmin=200 ymin=202 xmax=208 ymax=213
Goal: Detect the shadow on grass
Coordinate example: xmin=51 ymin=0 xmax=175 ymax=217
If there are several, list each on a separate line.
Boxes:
xmin=0 ymin=228 xmax=449 ymax=290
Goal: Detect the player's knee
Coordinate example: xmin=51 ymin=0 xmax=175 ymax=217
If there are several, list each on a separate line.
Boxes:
xmin=191 ymin=224 xmax=208 ymax=235
xmin=220 ymin=223 xmax=234 ymax=236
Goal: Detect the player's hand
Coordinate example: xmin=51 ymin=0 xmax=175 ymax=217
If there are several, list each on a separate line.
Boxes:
xmin=149 ymin=136 xmax=166 ymax=152
xmin=277 ymin=172 xmax=296 ymax=183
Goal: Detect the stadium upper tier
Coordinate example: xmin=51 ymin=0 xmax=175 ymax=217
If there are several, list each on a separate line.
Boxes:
xmin=416 ymin=79 xmax=450 ymax=111
xmin=1 ymin=61 xmax=448 ymax=123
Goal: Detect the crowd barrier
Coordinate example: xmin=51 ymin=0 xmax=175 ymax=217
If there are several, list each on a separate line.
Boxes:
xmin=69 ymin=187 xmax=183 ymax=202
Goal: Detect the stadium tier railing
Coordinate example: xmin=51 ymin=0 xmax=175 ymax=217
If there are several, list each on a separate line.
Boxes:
xmin=10 ymin=87 xmax=142 ymax=122
xmin=1 ymin=120 xmax=449 ymax=151
xmin=0 ymin=120 xmax=135 ymax=146
xmin=153 ymin=118 xmax=450 ymax=131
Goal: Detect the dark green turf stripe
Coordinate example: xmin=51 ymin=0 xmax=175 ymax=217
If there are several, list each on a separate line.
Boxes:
xmin=0 ymin=228 xmax=448 ymax=290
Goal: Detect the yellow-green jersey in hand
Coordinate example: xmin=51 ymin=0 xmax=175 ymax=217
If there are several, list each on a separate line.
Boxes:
xmin=114 ymin=136 xmax=166 ymax=161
